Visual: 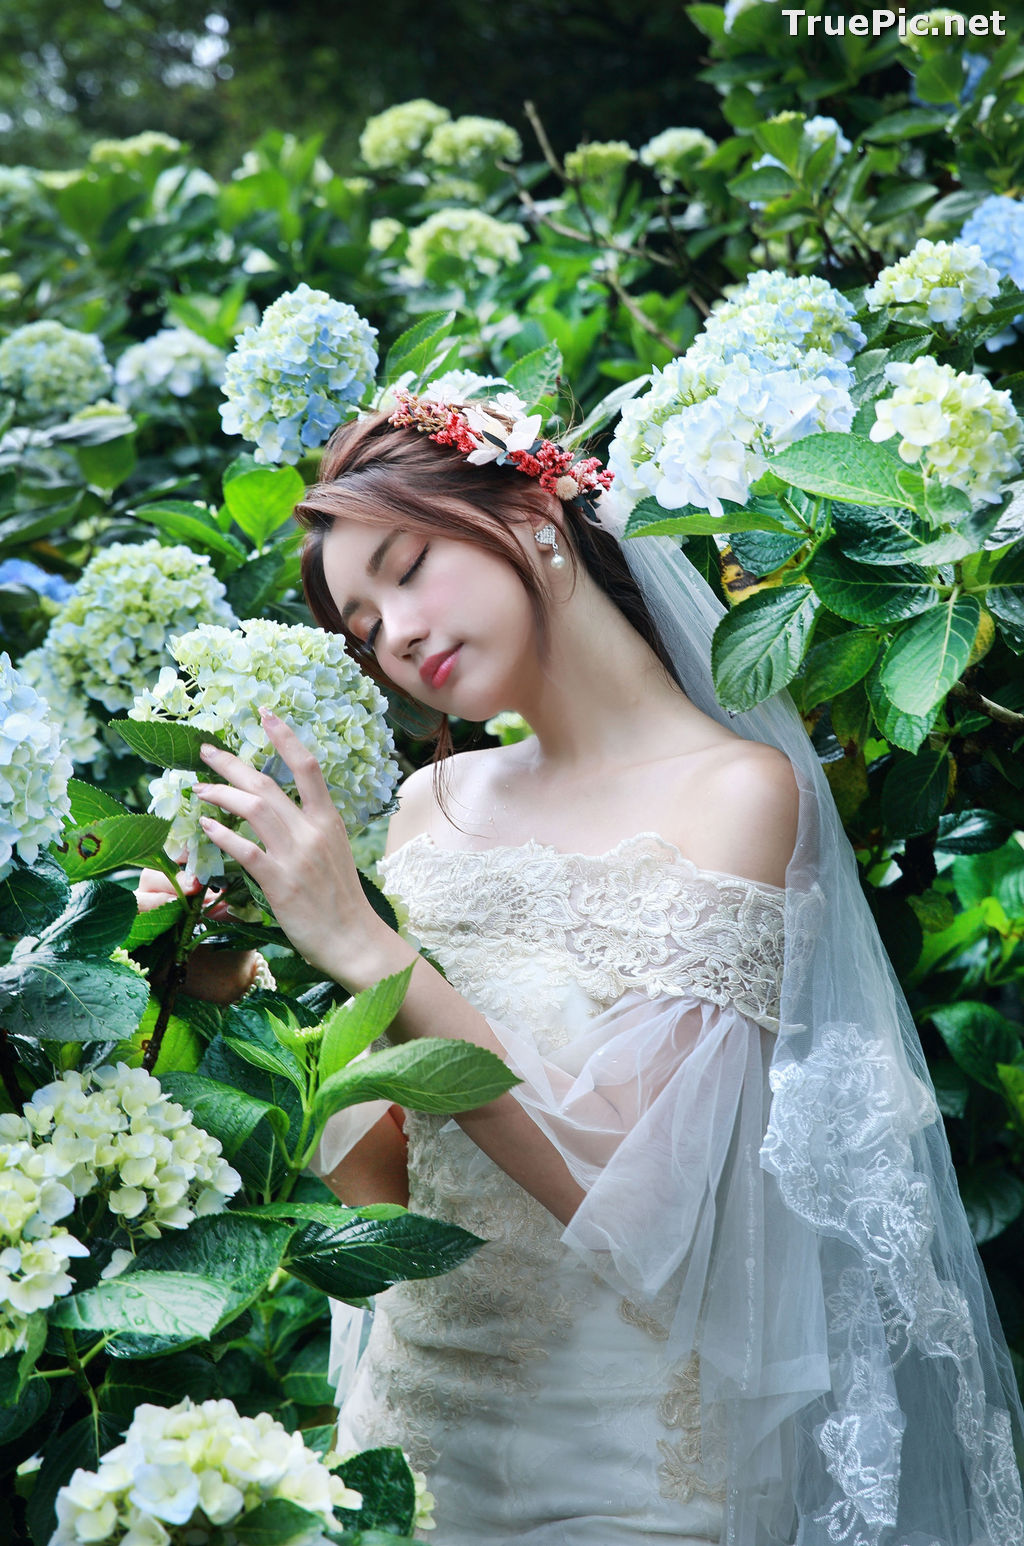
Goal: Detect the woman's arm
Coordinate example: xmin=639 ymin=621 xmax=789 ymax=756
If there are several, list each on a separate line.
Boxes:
xmin=321 ymin=1104 xmax=410 ymax=1208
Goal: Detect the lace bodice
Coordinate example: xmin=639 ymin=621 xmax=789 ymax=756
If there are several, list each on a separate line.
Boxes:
xmin=376 ymin=828 xmax=787 ymax=1035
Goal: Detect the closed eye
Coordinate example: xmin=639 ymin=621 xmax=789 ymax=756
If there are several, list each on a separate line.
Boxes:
xmin=365 ymin=544 xmax=428 ymax=651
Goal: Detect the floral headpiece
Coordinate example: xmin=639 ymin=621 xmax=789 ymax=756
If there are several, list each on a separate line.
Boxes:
xmin=387 ymin=388 xmax=615 ymax=523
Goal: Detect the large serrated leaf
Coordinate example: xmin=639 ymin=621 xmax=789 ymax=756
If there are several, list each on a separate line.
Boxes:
xmin=112 ymin=718 xmax=231 ymax=773
xmin=160 ymin=1070 xmax=291 ymax=1154
xmin=337 ymin=1447 xmax=417 ymax=1536
xmin=929 ymin=1002 xmax=1022 ymax=1093
xmin=808 ymin=541 xmax=935 ymax=625
xmin=866 ymin=664 xmax=941 ymax=753
xmin=710 ymin=584 xmax=819 ymax=711
xmin=625 ymin=495 xmax=792 ymax=540
xmin=135 ymin=499 xmax=247 ymax=571
xmin=35 ymin=879 xmax=138 ymax=959
xmin=959 ymin=1165 xmax=1024 ymax=1244
xmin=768 ymin=432 xmax=920 ymax=509
xmin=312 ymin=1038 xmax=518 ymax=1131
xmin=232 ymin=1499 xmax=327 ymax=1545
xmin=880 ymin=748 xmax=950 ymax=838
xmin=221 ymin=464 xmax=306 ymax=550
xmin=504 ymin=342 xmax=561 ymax=405
xmin=285 ymin=1209 xmax=484 ymax=1298
xmin=878 ymin=596 xmax=980 ymax=716
xmin=60 ymin=813 xmax=176 ymax=880
xmin=985 ymin=538 xmax=1024 ymax=653
xmin=66 ymin=779 xmax=129 ymax=825
xmin=50 ymin=1270 xmax=234 ymax=1338
xmin=0 ymin=855 xmax=70 ymax=935
xmin=382 ymin=309 xmax=456 ymax=385
xmin=318 ymin=964 xmax=414 ymax=1081
xmin=0 ymin=953 xmax=150 ymax=1041
xmin=798 ymin=629 xmax=880 ymax=708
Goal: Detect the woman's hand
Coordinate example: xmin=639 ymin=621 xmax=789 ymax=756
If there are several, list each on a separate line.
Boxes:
xmin=135 ymin=868 xmax=261 ymax=1005
xmin=191 ymin=708 xmax=391 ymax=984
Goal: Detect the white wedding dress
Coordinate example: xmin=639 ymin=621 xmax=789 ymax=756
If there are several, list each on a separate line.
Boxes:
xmin=323 ymin=828 xmax=797 ymax=1545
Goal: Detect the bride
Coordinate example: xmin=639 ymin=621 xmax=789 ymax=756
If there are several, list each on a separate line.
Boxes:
xmin=150 ymin=393 xmax=1024 ymax=1545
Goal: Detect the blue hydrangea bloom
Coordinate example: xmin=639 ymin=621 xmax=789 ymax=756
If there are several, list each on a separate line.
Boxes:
xmin=0 ymin=559 xmax=74 ymax=604
xmin=960 ymin=195 xmax=1024 ymax=289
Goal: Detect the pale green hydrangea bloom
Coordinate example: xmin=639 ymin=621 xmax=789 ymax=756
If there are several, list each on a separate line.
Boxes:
xmin=87 ymin=131 xmax=183 ymax=172
xmin=25 ymin=541 xmax=235 ymax=769
xmin=359 ymin=98 xmax=451 ymax=171
xmin=864 ymin=238 xmax=1001 ymax=331
xmin=870 ymin=355 xmax=1024 ymax=505
xmin=220 ymin=282 xmax=378 ymax=464
xmin=900 ymin=7 xmax=968 ymax=52
xmin=51 ymin=1396 xmax=363 ymax=1546
xmin=424 ymin=115 xmax=522 ymax=169
xmin=0 ymin=320 xmax=112 ymax=420
xmin=0 ymin=651 xmax=72 ymax=879
xmin=405 ymin=208 xmax=527 ymax=282
xmin=5 ymin=1062 xmax=240 ymax=1238
xmin=114 ymin=326 xmax=226 ymax=408
xmin=0 ymin=165 xmax=43 ymax=215
xmin=368 ymin=216 xmax=406 ymax=252
xmin=0 ymin=1138 xmax=85 ymax=1355
xmin=131 ymin=617 xmax=400 ymax=883
xmin=151 ymin=164 xmax=219 ymax=215
xmin=564 ymin=141 xmax=637 ymax=183
xmin=639 ymin=127 xmax=715 ymax=190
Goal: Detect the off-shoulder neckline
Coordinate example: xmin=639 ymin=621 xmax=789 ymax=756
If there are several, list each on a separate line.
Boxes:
xmin=377 ymin=828 xmax=788 ymax=899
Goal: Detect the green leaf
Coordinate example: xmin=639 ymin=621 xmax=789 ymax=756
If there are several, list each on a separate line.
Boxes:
xmin=232 ymin=1499 xmax=328 ymax=1545
xmin=312 ymin=1038 xmax=517 ymax=1132
xmin=931 ymin=1060 xmax=971 ymax=1120
xmin=929 ymin=1002 xmax=1022 ymax=1091
xmin=225 ymin=545 xmax=298 ymax=615
xmin=880 ymin=748 xmax=950 ymax=837
xmin=807 ymin=542 xmax=935 ymax=625
xmin=841 ymin=505 xmax=975 ymax=567
xmin=913 ymin=53 xmax=966 ymax=106
xmin=936 ymin=809 xmax=1013 ymax=855
xmin=798 ymin=629 xmax=880 ymax=707
xmin=878 ymin=597 xmax=981 ymax=716
xmin=985 ymin=537 xmax=1024 ymax=653
xmin=504 ymin=343 xmax=561 ymax=405
xmin=866 ymin=662 xmax=941 ymax=753
xmin=122 ymin=898 xmax=182 ymax=949
xmin=75 ymin=432 xmax=137 ymax=491
xmin=382 ymin=309 xmax=456 ymax=385
xmin=59 ymin=813 xmax=175 ymax=880
xmin=0 ymin=1375 xmax=48 ymax=1446
xmin=50 ymin=1271 xmax=234 ymax=1339
xmin=0 ymin=1314 xmax=46 ymax=1407
xmin=0 ymin=953 xmax=149 ymax=1041
xmin=318 ymin=965 xmax=414 ymax=1081
xmin=767 ymin=432 xmax=920 ymax=508
xmin=112 ymin=718 xmax=231 ymax=773
xmin=97 ymin=1351 xmax=219 ymax=1419
xmin=281 ymin=1332 xmax=336 ymax=1408
xmin=225 ymin=1034 xmax=307 ymax=1098
xmin=727 ymin=164 xmax=796 ymax=201
xmin=34 ymin=879 xmax=137 ymax=958
xmin=861 ymin=107 xmax=952 ymax=142
xmin=222 ymin=463 xmax=306 ymax=549
xmin=625 ymin=494 xmax=792 ymax=539
xmin=66 ymin=779 xmax=129 ymax=825
xmin=0 ymin=855 xmax=70 ymax=936
xmin=728 ymin=529 xmax=807 ymax=575
xmin=959 ymin=1165 xmax=1024 ymax=1245
xmin=997 ymin=1063 xmax=1024 ymax=1130
xmin=160 ymin=1071 xmax=291 ymax=1154
xmin=952 ymin=842 xmax=1024 ymax=917
xmin=286 ymin=1208 xmax=484 ymax=1299
xmin=868 ymin=181 xmax=939 ymax=222
xmin=710 ymin=584 xmax=820 ymax=711
xmin=136 ymin=500 xmax=247 ymax=572
xmin=751 ymin=114 xmax=806 ymax=170
xmin=337 ymin=1447 xmax=416 ymax=1536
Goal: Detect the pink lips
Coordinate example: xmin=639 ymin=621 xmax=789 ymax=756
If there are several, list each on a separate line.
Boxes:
xmin=420 ymin=645 xmax=461 ymax=687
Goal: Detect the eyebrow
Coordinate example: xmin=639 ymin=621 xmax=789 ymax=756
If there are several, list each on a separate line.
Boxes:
xmin=340 ymin=530 xmax=404 ymax=627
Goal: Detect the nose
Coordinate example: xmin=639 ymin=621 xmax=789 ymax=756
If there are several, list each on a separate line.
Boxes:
xmin=379 ymin=592 xmax=427 ymax=662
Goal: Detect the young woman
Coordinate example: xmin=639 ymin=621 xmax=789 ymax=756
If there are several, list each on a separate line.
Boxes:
xmin=142 ymin=397 xmax=1024 ymax=1545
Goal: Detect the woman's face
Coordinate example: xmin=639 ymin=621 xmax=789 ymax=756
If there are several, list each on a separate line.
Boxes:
xmin=321 ymin=516 xmax=545 ymax=720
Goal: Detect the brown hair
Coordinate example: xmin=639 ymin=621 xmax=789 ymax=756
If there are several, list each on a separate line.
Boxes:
xmin=293 ymin=410 xmax=682 ymax=819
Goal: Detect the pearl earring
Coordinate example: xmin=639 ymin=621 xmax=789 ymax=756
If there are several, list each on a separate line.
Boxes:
xmin=534 ymin=522 xmax=566 ymax=570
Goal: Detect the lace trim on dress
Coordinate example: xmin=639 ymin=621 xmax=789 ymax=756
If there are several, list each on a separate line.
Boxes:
xmin=377 ymin=830 xmax=787 ymax=1032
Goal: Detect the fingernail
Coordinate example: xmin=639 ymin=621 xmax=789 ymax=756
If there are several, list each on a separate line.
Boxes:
xmin=261 ymin=708 xmax=278 ymax=723
xmin=200 ymin=744 xmax=217 ymax=761
xmin=193 ymin=783 xmax=208 ymax=795
xmin=199 ymin=817 xmax=213 ymax=830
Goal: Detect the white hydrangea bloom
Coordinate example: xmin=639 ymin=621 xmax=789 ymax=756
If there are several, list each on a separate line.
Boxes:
xmin=87 ymin=132 xmax=183 ymax=173
xmin=0 ymin=652 xmax=72 ymax=879
xmin=130 ymin=618 xmax=400 ymax=884
xmin=0 ymin=166 xmax=43 ymax=216
xmin=405 ymin=209 xmax=527 ymax=283
xmin=359 ymin=99 xmax=451 ymax=171
xmin=0 ymin=1135 xmax=86 ymax=1355
xmin=424 ymin=115 xmax=522 ymax=169
xmin=564 ymin=141 xmax=637 ymax=183
xmin=960 ymin=194 xmax=1024 ymax=289
xmin=639 ymin=127 xmax=715 ymax=190
xmin=0 ymin=320 xmax=112 ymax=420
xmin=23 ymin=541 xmax=236 ymax=773
xmin=114 ymin=327 xmax=226 ymax=408
xmin=865 ymin=238 xmax=1001 ymax=330
xmin=220 ymin=283 xmax=378 ymax=465
xmin=52 ymin=1398 xmax=363 ymax=1546
xmin=368 ymin=216 xmax=405 ymax=253
xmin=20 ymin=1063 xmax=240 ymax=1240
xmin=608 ymin=270 xmax=861 ymax=518
xmin=870 ymin=355 xmax=1024 ymax=506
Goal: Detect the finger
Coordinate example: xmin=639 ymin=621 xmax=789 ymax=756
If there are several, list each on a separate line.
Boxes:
xmin=199 ymin=814 xmax=268 ymax=878
xmin=193 ymin=779 xmax=292 ymax=838
xmin=198 ymin=741 xmax=283 ymax=799
xmin=260 ymin=709 xmax=335 ymax=816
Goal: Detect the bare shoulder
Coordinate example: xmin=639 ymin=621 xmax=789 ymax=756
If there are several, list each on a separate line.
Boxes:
xmin=663 ymin=739 xmax=800 ymax=891
xmin=382 ymin=747 xmax=491 ymax=858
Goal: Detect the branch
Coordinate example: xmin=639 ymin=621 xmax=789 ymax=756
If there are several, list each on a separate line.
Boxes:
xmin=604 ymin=271 xmax=685 ymax=357
xmin=142 ymin=888 xmax=207 ymax=1073
xmin=948 ymin=680 xmax=1024 ymax=730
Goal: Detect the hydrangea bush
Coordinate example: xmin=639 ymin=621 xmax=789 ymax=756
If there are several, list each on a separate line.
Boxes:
xmin=404 ymin=208 xmax=528 ymax=283
xmin=0 ymin=320 xmax=112 ymax=420
xmin=131 ymin=617 xmax=400 ymax=881
xmin=0 ymin=651 xmax=72 ymax=879
xmin=220 ymin=283 xmax=378 ymax=463
xmin=358 ymin=98 xmax=451 ymax=171
xmin=639 ymin=127 xmax=715 ymax=189
xmin=113 ymin=326 xmax=226 ymax=409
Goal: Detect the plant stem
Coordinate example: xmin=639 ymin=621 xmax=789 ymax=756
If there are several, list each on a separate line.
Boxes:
xmin=947 ymin=681 xmax=1024 ymax=730
xmin=142 ymin=887 xmax=206 ymax=1073
xmin=0 ymin=1027 xmax=23 ymax=1112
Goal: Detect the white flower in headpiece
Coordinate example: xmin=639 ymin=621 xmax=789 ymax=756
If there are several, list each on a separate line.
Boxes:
xmin=463 ymin=393 xmax=542 ymax=465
